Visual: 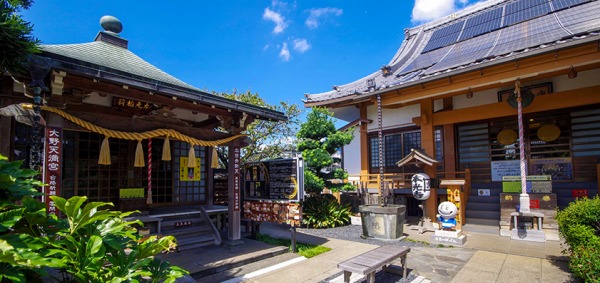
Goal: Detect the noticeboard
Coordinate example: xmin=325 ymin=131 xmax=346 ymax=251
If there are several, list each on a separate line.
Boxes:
xmin=243 ymin=157 xmax=304 ymax=202
xmin=501 ymin=175 xmax=552 ymax=193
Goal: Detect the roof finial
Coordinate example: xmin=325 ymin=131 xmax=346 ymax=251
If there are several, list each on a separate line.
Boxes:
xmin=100 ymin=15 xmax=123 ymax=35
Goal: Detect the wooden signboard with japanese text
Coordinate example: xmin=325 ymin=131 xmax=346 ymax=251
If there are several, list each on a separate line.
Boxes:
xmin=44 ymin=127 xmax=62 ymax=216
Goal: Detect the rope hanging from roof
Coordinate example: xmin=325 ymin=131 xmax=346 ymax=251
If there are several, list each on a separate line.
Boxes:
xmin=33 ymin=105 xmax=245 ymax=166
xmin=40 ymin=105 xmax=245 ymax=146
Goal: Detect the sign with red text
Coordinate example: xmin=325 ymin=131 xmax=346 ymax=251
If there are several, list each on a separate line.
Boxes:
xmin=44 ymin=127 xmax=62 ymax=216
xmin=571 ymin=189 xmax=588 ymax=198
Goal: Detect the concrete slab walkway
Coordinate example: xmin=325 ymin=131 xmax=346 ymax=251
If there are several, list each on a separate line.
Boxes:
xmin=168 ymin=221 xmax=577 ymax=283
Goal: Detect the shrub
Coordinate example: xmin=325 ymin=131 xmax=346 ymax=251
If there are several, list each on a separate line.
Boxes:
xmin=0 ymin=155 xmax=188 ymax=282
xmin=304 ymin=170 xmax=325 ymax=194
xmin=556 ymin=196 xmax=600 ymax=282
xmin=570 ymin=244 xmax=600 ymax=282
xmin=302 ymin=194 xmax=351 ymax=228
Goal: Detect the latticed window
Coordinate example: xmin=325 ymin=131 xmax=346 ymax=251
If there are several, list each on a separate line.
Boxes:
xmin=369 ymin=130 xmax=427 ymax=173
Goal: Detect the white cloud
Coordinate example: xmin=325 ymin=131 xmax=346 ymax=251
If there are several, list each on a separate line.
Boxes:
xmin=279 ymin=43 xmax=291 ymax=61
xmin=411 ymin=0 xmax=469 ymax=23
xmin=263 ymin=44 xmax=270 ymax=51
xmin=263 ymin=7 xmax=288 ymax=34
xmin=305 ymin=7 xmax=343 ymax=29
xmin=292 ymin=39 xmax=311 ymax=53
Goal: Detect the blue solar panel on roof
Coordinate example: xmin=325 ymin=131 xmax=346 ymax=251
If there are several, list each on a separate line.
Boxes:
xmin=552 ymin=0 xmax=591 ymax=10
xmin=422 ymin=20 xmax=464 ymax=53
xmin=427 ymin=31 xmax=497 ymax=74
xmin=459 ymin=7 xmax=503 ymax=41
xmin=491 ymin=15 xmax=569 ymax=56
xmin=504 ymin=0 xmax=551 ymax=26
xmin=555 ymin=1 xmax=600 ymax=33
xmin=403 ymin=45 xmax=452 ymax=73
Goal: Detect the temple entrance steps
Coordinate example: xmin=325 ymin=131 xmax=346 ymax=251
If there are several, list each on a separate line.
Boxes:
xmin=147 ymin=205 xmax=224 ymax=250
xmin=464 ymin=184 xmax=502 ymax=233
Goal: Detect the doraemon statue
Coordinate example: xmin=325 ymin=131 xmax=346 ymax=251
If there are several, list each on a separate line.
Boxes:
xmin=437 ymin=201 xmax=457 ymax=231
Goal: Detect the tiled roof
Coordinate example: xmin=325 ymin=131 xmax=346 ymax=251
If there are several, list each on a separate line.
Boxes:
xmin=38 ymin=31 xmax=287 ymax=121
xmin=41 ymin=40 xmax=197 ymax=90
xmin=305 ymin=0 xmax=600 ymax=104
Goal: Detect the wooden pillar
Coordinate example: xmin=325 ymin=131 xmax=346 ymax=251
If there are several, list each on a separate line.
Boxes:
xmin=207 ymin=147 xmax=215 ymax=206
xmin=359 ymin=104 xmax=369 ymax=175
xmin=443 ymin=124 xmax=456 ymax=179
xmin=421 ymin=99 xmax=437 ymax=219
xmin=597 ymin=164 xmax=600 ymax=196
xmin=0 ymin=93 xmax=12 ymax=157
xmin=227 ymin=141 xmax=242 ymax=241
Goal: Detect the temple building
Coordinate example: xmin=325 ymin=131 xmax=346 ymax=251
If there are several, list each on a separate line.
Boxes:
xmin=0 ymin=16 xmax=286 ymax=246
xmin=305 ymin=0 xmax=600 ymax=235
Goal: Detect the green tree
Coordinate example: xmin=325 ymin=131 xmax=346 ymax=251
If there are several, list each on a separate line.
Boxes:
xmin=297 ymin=107 xmax=353 ymax=193
xmin=214 ymin=90 xmax=301 ymax=166
xmin=0 ymin=0 xmax=39 ymax=75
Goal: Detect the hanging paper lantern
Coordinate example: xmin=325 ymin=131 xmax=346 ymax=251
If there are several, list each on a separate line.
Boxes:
xmin=411 ymin=173 xmax=431 ymax=200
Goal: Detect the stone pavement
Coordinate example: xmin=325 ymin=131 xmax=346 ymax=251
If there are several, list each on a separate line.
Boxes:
xmin=169 ymin=222 xmax=578 ymax=283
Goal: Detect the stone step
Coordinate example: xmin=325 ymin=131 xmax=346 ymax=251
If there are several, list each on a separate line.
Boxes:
xmin=461 ymin=223 xmax=499 ymax=234
xmin=176 ymin=234 xmax=217 ymax=250
xmin=190 ymin=244 xmax=291 ymax=280
xmin=466 ymin=202 xmax=500 ymax=211
xmin=465 ymin=209 xmax=500 ymax=220
xmin=467 ymin=195 xmax=500 ymax=203
xmin=161 ymin=218 xmax=208 ymax=231
xmin=465 ymin=218 xmax=499 ymax=226
xmin=163 ymin=225 xmax=212 ymax=237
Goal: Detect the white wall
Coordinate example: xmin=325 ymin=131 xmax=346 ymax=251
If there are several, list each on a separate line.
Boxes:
xmin=453 ymin=68 xmax=600 ymax=110
xmin=366 ymin=103 xmax=420 ymax=131
xmin=342 ymin=126 xmax=362 ymax=175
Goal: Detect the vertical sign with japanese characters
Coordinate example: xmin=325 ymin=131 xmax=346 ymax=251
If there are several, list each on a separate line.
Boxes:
xmin=45 ymin=127 xmax=62 ymax=216
xmin=233 ymin=147 xmax=240 ymax=211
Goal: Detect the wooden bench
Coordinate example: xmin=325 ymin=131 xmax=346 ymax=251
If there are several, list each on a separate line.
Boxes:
xmin=337 ymin=245 xmax=410 ymax=283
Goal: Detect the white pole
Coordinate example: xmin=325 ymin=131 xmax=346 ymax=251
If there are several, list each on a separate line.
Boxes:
xmin=515 ymin=80 xmax=530 ymax=213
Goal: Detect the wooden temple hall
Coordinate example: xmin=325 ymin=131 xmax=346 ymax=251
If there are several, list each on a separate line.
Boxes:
xmin=0 ymin=16 xmax=286 ymax=246
xmin=305 ymin=0 xmax=600 ymax=237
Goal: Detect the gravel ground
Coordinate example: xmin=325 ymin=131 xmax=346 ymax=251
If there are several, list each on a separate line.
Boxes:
xmin=297 ymin=224 xmax=435 ymax=248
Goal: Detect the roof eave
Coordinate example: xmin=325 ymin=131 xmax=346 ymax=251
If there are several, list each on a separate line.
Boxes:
xmin=40 ymin=53 xmax=287 ymax=122
xmin=308 ymin=35 xmax=600 ymax=108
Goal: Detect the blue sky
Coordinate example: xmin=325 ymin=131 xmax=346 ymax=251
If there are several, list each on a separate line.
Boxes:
xmin=21 ymin=0 xmax=477 ymax=122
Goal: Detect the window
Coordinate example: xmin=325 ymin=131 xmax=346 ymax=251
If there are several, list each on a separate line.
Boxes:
xmin=369 ymin=130 xmax=424 ymax=173
xmin=172 ymin=141 xmax=207 ymax=203
xmin=458 ymin=106 xmax=600 ymax=182
xmin=62 ymin=132 xmax=177 ymax=204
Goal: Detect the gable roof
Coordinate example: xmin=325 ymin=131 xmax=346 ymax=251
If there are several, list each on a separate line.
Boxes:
xmin=38 ymin=27 xmax=287 ymax=122
xmin=42 ymin=41 xmax=197 ymax=90
xmin=305 ymin=0 xmax=600 ymax=106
